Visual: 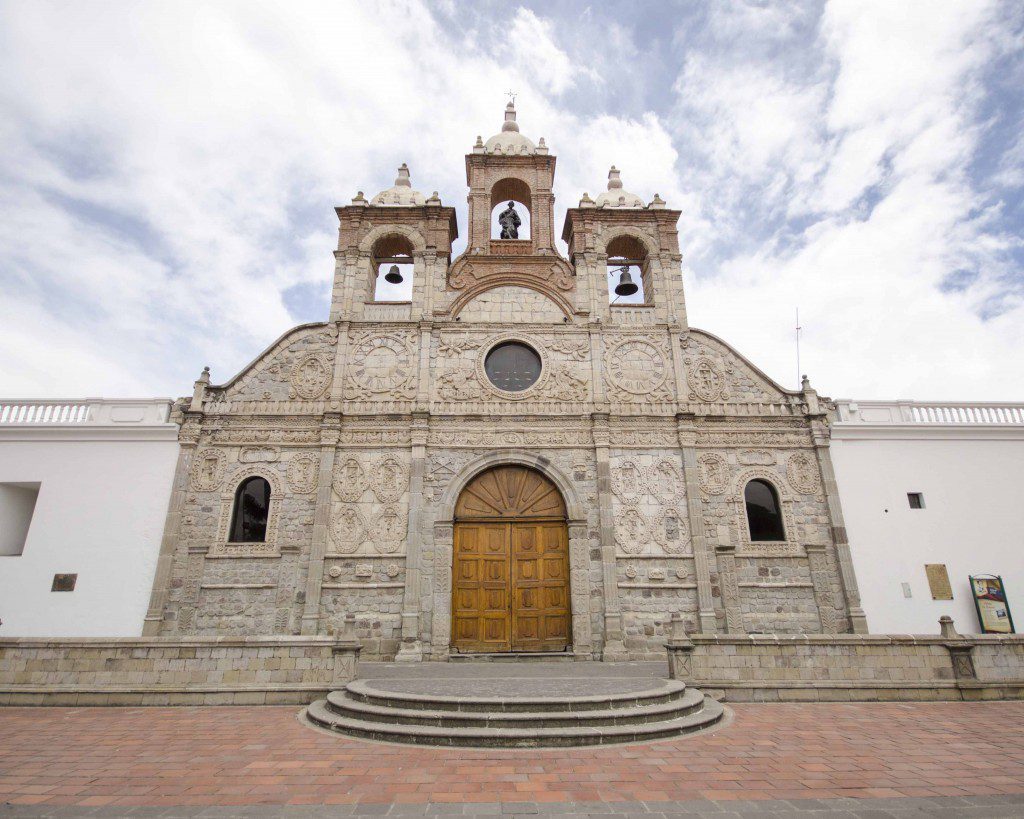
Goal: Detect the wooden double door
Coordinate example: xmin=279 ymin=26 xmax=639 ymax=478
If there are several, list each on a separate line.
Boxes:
xmin=451 ymin=466 xmax=571 ymax=653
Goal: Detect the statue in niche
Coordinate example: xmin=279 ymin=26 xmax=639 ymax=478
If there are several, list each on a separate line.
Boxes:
xmin=498 ymin=201 xmax=521 ymax=239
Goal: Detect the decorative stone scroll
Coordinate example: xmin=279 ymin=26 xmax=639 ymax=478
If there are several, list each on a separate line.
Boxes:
xmin=190 ymin=448 xmax=223 ymax=492
xmin=371 ymin=455 xmax=409 ymax=503
xmin=334 ymin=457 xmax=367 ymax=502
xmin=615 ymin=508 xmax=649 ymax=555
xmin=787 ymin=452 xmax=822 ymax=495
xmin=290 ymin=354 xmax=332 ymax=400
xmin=697 ymin=452 xmax=729 ymax=496
xmin=329 ymin=506 xmax=366 ymax=554
xmin=610 ymin=458 xmax=645 ymax=506
xmin=286 ymin=453 xmax=319 ymax=494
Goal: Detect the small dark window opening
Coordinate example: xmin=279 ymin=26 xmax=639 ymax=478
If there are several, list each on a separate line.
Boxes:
xmin=484 ymin=342 xmax=542 ymax=392
xmin=51 ymin=573 xmax=77 ymax=592
xmin=745 ymin=479 xmax=786 ymax=541
xmin=908 ymin=492 xmax=925 ymax=509
xmin=230 ymin=477 xmax=271 ymax=542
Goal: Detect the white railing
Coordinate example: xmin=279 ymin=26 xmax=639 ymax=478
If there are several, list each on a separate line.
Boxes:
xmin=0 ymin=399 xmax=173 ymax=426
xmin=834 ymin=400 xmax=1024 ymax=426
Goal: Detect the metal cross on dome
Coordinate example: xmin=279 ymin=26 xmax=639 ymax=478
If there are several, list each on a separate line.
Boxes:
xmin=506 ymin=90 xmax=517 ymax=105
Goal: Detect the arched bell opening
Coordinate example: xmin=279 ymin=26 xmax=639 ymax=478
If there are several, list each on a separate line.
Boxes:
xmin=371 ymin=234 xmax=415 ymax=302
xmin=606 ymin=234 xmax=650 ymax=306
xmin=451 ymin=465 xmax=571 ymax=654
xmin=489 ymin=177 xmax=532 ymax=241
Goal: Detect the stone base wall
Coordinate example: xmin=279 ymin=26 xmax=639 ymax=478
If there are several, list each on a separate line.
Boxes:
xmin=667 ymin=632 xmax=1024 ymax=702
xmin=0 ymin=636 xmax=360 ymax=706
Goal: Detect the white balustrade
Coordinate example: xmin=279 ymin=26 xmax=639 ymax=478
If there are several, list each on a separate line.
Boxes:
xmin=834 ymin=399 xmax=1024 ymax=426
xmin=0 ymin=399 xmax=172 ymax=426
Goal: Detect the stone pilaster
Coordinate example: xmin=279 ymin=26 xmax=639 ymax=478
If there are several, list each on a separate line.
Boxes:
xmin=678 ymin=420 xmax=718 ymax=633
xmin=300 ymin=420 xmax=339 ymax=635
xmin=805 ymin=543 xmax=838 ymax=634
xmin=592 ymin=413 xmax=626 ymax=659
xmin=397 ymin=414 xmax=428 ymax=661
xmin=714 ymin=544 xmax=743 ymax=633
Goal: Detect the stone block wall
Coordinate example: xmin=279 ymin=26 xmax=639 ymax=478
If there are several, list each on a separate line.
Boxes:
xmin=0 ymin=636 xmax=359 ymax=705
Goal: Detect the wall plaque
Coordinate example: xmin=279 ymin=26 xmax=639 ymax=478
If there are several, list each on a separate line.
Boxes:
xmin=970 ymin=575 xmax=1015 ymax=634
xmin=925 ymin=564 xmax=953 ymax=600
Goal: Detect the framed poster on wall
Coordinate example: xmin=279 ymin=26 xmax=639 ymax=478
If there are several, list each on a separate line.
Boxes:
xmin=970 ymin=575 xmax=1015 ymax=634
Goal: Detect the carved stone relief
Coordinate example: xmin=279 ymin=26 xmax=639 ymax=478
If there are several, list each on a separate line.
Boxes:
xmin=605 ymin=337 xmax=670 ymax=399
xmin=686 ymin=355 xmax=730 ymax=402
xmin=739 ymin=449 xmax=775 ymax=465
xmin=371 ymin=506 xmax=407 ymax=553
xmin=329 ymin=506 xmax=366 ymax=554
xmin=190 ymin=448 xmax=223 ymax=492
xmin=645 ymin=458 xmax=682 ymax=503
xmin=290 ymin=354 xmax=332 ymax=400
xmin=697 ymin=453 xmax=729 ymax=496
xmin=615 ymin=508 xmax=649 ymax=554
xmin=787 ymin=452 xmax=822 ymax=494
xmin=371 ymin=455 xmax=409 ymax=503
xmin=286 ymin=453 xmax=319 ymax=494
xmin=334 ymin=457 xmax=368 ymax=502
xmin=652 ymin=506 xmax=690 ymax=554
xmin=345 ymin=333 xmax=417 ymax=400
xmin=610 ymin=458 xmax=645 ymax=506
xmin=240 ymin=446 xmax=280 ymax=463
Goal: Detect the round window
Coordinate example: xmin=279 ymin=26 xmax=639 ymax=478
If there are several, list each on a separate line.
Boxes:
xmin=484 ymin=342 xmax=542 ymax=392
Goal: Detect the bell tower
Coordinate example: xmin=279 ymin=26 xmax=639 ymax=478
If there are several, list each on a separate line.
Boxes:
xmin=441 ymin=104 xmax=579 ymax=321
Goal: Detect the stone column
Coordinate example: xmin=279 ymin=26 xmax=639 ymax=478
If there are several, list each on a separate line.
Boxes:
xmin=142 ymin=423 xmax=196 ymax=636
xmin=805 ymin=543 xmax=838 ymax=634
xmin=811 ymin=417 xmax=868 ymax=634
xmin=714 ymin=544 xmax=743 ymax=633
xmin=592 ymin=413 xmax=627 ymax=660
xmin=300 ymin=421 xmax=339 ymax=634
xmin=429 ymin=521 xmax=454 ymax=658
xmin=396 ymin=414 xmax=428 ymax=661
xmin=568 ymin=521 xmax=596 ymax=659
xmin=678 ymin=422 xmax=718 ymax=634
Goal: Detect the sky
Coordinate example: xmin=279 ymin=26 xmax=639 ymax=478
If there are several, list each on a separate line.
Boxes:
xmin=1 ymin=0 xmax=1022 ymax=401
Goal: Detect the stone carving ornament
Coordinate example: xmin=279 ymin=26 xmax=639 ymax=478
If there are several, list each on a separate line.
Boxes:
xmin=787 ymin=452 xmax=822 ymax=494
xmin=687 ymin=356 xmax=729 ymax=402
xmin=645 ymin=458 xmax=682 ymax=503
xmin=190 ymin=448 xmax=223 ymax=492
xmin=606 ymin=338 xmax=669 ymax=397
xmin=286 ymin=453 xmax=319 ymax=494
xmin=371 ymin=506 xmax=407 ymax=553
xmin=290 ymin=354 xmax=332 ymax=399
xmin=334 ymin=457 xmax=367 ymax=502
xmin=653 ymin=506 xmax=690 ymax=554
xmin=697 ymin=452 xmax=729 ymax=495
xmin=615 ymin=508 xmax=650 ymax=554
xmin=330 ymin=506 xmax=366 ymax=554
xmin=437 ymin=367 xmax=480 ymax=401
xmin=739 ymin=450 xmax=775 ymax=465
xmin=610 ymin=458 xmax=645 ymax=506
xmin=345 ymin=333 xmax=417 ymax=399
xmin=240 ymin=446 xmax=279 ymax=463
xmin=371 ymin=455 xmax=409 ymax=503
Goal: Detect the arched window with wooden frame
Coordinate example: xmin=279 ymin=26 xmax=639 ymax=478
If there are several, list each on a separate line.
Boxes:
xmin=371 ymin=234 xmax=415 ymax=303
xmin=606 ymin=234 xmax=650 ymax=306
xmin=229 ymin=476 xmax=271 ymax=543
xmin=744 ymin=479 xmax=785 ymax=542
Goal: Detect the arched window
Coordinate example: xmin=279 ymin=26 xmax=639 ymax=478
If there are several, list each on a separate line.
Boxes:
xmin=371 ymin=234 xmax=414 ymax=302
xmin=744 ymin=479 xmax=785 ymax=541
xmin=606 ymin=235 xmax=649 ymax=306
xmin=490 ymin=177 xmax=532 ymax=240
xmin=230 ymin=477 xmax=271 ymax=543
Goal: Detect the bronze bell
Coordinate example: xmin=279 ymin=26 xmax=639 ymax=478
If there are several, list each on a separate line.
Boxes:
xmin=384 ymin=264 xmax=404 ymax=284
xmin=613 ymin=266 xmax=638 ymax=297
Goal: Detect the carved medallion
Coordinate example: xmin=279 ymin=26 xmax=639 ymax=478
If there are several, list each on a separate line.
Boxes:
xmin=653 ymin=506 xmax=690 ymax=554
xmin=239 ymin=445 xmax=279 ymax=463
xmin=290 ymin=354 xmax=332 ymax=400
xmin=610 ymin=458 xmax=645 ymax=505
xmin=606 ymin=339 xmax=668 ymax=396
xmin=329 ymin=506 xmax=366 ymax=554
xmin=687 ymin=356 xmax=726 ymax=402
xmin=787 ymin=452 xmax=821 ymax=494
xmin=739 ymin=449 xmax=775 ymax=465
xmin=286 ymin=453 xmax=319 ymax=494
xmin=385 ymin=563 xmax=400 ymax=578
xmin=347 ymin=334 xmax=416 ymax=398
xmin=624 ymin=564 xmax=638 ymax=579
xmin=372 ymin=506 xmax=406 ymax=553
xmin=371 ymin=455 xmax=409 ymax=503
xmin=646 ymin=458 xmax=682 ymax=503
xmin=190 ymin=448 xmax=223 ymax=492
xmin=334 ymin=457 xmax=367 ymax=502
xmin=697 ymin=453 xmax=729 ymax=495
xmin=615 ymin=508 xmax=650 ymax=554
xmin=327 ymin=565 xmax=342 ymax=578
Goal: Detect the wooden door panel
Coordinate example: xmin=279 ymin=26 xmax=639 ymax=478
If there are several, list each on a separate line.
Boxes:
xmin=510 ymin=521 xmax=570 ymax=652
xmin=452 ymin=523 xmax=511 ymax=653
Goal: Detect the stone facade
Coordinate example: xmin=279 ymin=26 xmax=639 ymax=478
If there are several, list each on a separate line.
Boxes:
xmin=143 ymin=105 xmax=868 ymax=659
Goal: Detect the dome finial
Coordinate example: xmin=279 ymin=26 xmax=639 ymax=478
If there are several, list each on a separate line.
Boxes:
xmin=394 ymin=163 xmax=411 ymax=188
xmin=502 ymin=101 xmax=519 ymax=133
xmin=607 ymin=166 xmax=623 ymax=190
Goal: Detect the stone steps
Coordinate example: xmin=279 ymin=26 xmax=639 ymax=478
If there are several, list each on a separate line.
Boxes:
xmin=449 ymin=652 xmax=576 ymax=663
xmin=306 ymin=677 xmax=724 ymax=748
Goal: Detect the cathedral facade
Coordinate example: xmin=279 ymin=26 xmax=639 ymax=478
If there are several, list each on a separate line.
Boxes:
xmin=142 ymin=105 xmax=868 ymax=660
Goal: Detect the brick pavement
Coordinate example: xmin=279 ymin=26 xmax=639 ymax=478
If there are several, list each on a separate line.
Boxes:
xmin=1 ymin=702 xmax=1024 ymax=811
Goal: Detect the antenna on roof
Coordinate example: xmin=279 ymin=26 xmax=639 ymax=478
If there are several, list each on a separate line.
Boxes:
xmin=795 ymin=307 xmax=802 ymax=390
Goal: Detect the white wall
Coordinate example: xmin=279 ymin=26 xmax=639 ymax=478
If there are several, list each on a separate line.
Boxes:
xmin=0 ymin=482 xmax=40 ymax=555
xmin=831 ymin=402 xmax=1024 ymax=635
xmin=0 ymin=400 xmax=178 ymax=637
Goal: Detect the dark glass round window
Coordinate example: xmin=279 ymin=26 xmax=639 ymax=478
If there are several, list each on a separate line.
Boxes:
xmin=484 ymin=342 xmax=541 ymax=392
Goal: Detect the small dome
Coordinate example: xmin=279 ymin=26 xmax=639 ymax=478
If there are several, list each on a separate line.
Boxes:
xmin=370 ymin=164 xmax=426 ymax=206
xmin=594 ymin=166 xmax=646 ymax=208
xmin=482 ymin=103 xmax=538 ymax=155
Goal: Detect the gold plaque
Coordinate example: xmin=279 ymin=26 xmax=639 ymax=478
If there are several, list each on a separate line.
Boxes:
xmin=925 ymin=563 xmax=953 ymax=600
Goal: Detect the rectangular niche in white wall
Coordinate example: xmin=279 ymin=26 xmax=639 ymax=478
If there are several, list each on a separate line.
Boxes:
xmin=0 ymin=482 xmax=40 ymax=556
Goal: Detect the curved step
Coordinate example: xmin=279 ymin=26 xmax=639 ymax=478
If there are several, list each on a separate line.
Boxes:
xmin=325 ymin=686 xmax=706 ymax=728
xmin=306 ymin=695 xmax=724 ymax=748
xmin=343 ymin=677 xmax=689 ymax=713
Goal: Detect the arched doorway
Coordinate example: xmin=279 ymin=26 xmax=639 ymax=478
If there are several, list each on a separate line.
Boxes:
xmin=451 ymin=465 xmax=571 ymax=653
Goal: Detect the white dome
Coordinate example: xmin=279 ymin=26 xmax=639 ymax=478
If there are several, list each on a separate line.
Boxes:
xmin=593 ymin=166 xmax=645 ymax=208
xmin=370 ymin=164 xmax=426 ymax=206
xmin=479 ymin=103 xmax=545 ymax=156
